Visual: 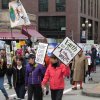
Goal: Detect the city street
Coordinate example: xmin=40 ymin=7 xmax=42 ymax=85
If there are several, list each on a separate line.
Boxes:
xmin=0 ymin=76 xmax=100 ymax=100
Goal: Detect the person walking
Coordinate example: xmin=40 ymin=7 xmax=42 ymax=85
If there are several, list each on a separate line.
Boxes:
xmin=13 ymin=57 xmax=26 ymax=99
xmin=42 ymin=55 xmax=70 ymax=100
xmin=25 ymin=54 xmax=46 ymax=100
xmin=72 ymin=50 xmax=88 ymax=90
xmin=91 ymin=45 xmax=97 ymax=72
xmin=0 ymin=58 xmax=9 ymax=100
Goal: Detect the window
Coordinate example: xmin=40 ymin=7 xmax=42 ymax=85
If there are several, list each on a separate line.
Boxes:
xmin=94 ymin=0 xmax=97 ymax=18
xmin=91 ymin=0 xmax=93 ymax=16
xmin=94 ymin=22 xmax=98 ymax=43
xmin=2 ymin=0 xmax=10 ymax=9
xmin=38 ymin=16 xmax=66 ymax=38
xmin=88 ymin=0 xmax=90 ymax=16
xmin=84 ymin=0 xmax=86 ymax=14
xmin=39 ymin=16 xmax=66 ymax=31
xmin=88 ymin=20 xmax=93 ymax=40
xmin=80 ymin=0 xmax=83 ymax=13
xmin=97 ymin=0 xmax=98 ymax=18
xmin=56 ymin=0 xmax=66 ymax=12
xmin=39 ymin=0 xmax=48 ymax=12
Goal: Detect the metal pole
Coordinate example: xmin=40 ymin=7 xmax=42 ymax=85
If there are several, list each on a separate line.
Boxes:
xmin=10 ymin=28 xmax=14 ymax=55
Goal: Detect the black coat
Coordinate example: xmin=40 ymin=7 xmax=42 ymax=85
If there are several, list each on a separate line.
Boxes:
xmin=0 ymin=60 xmax=7 ymax=77
xmin=13 ymin=65 xmax=25 ymax=87
xmin=6 ymin=67 xmax=13 ymax=76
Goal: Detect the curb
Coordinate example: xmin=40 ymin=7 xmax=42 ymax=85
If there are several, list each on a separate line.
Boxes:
xmin=82 ymin=89 xmax=100 ymax=97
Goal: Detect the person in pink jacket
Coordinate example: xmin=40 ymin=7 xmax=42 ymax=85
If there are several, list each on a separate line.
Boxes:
xmin=42 ymin=55 xmax=70 ymax=100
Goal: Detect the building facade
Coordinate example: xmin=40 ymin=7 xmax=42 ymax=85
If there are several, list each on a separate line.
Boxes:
xmin=0 ymin=0 xmax=37 ymax=39
xmin=0 ymin=0 xmax=100 ymax=43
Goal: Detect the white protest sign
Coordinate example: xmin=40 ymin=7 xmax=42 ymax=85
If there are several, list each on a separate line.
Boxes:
xmin=0 ymin=40 xmax=5 ymax=49
xmin=35 ymin=43 xmax=48 ymax=64
xmin=9 ymin=0 xmax=31 ymax=28
xmin=5 ymin=45 xmax=12 ymax=65
xmin=53 ymin=37 xmax=81 ymax=65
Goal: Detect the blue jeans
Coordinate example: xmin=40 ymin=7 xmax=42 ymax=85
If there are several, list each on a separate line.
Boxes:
xmin=0 ymin=77 xmax=8 ymax=98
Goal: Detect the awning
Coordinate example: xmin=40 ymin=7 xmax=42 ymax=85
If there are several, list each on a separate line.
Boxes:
xmin=22 ymin=27 xmax=45 ymax=39
xmin=0 ymin=32 xmax=28 ymax=40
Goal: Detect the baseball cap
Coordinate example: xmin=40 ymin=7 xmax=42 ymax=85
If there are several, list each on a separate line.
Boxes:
xmin=28 ymin=54 xmax=36 ymax=59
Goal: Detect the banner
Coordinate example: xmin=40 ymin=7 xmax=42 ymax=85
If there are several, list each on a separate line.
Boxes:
xmin=19 ymin=40 xmax=26 ymax=46
xmin=5 ymin=45 xmax=12 ymax=65
xmin=9 ymin=0 xmax=30 ymax=28
xmin=16 ymin=43 xmax=21 ymax=49
xmin=53 ymin=37 xmax=81 ymax=65
xmin=35 ymin=43 xmax=48 ymax=65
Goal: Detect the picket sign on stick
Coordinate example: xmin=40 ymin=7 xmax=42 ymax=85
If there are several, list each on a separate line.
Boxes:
xmin=35 ymin=43 xmax=48 ymax=65
xmin=53 ymin=37 xmax=81 ymax=65
xmin=9 ymin=0 xmax=31 ymax=28
xmin=5 ymin=45 xmax=12 ymax=65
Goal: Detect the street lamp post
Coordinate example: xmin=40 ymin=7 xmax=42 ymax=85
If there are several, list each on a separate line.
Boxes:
xmin=82 ymin=20 xmax=92 ymax=42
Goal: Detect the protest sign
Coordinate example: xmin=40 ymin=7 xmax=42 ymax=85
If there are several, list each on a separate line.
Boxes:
xmin=5 ymin=45 xmax=12 ymax=65
xmin=9 ymin=0 xmax=30 ymax=28
xmin=35 ymin=43 xmax=48 ymax=64
xmin=0 ymin=40 xmax=5 ymax=49
xmin=53 ymin=37 xmax=81 ymax=65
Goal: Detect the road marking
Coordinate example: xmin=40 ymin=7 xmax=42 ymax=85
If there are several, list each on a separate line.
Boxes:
xmin=63 ymin=85 xmax=80 ymax=94
xmin=9 ymin=93 xmax=27 ymax=98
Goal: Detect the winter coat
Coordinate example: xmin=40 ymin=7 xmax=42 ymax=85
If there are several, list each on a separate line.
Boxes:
xmin=0 ymin=59 xmax=7 ymax=77
xmin=13 ymin=65 xmax=25 ymax=87
xmin=42 ymin=63 xmax=70 ymax=90
xmin=6 ymin=67 xmax=13 ymax=76
xmin=72 ymin=54 xmax=88 ymax=82
xmin=25 ymin=64 xmax=46 ymax=86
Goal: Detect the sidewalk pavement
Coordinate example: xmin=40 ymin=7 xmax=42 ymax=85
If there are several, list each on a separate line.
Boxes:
xmin=82 ymin=65 xmax=100 ymax=97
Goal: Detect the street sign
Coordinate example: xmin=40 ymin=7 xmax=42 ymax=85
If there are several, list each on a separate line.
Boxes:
xmin=53 ymin=37 xmax=81 ymax=65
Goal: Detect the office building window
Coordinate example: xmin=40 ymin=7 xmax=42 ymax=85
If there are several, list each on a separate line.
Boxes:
xmin=97 ymin=0 xmax=98 ymax=18
xmin=84 ymin=0 xmax=86 ymax=14
xmin=56 ymin=0 xmax=66 ymax=12
xmin=91 ymin=0 xmax=93 ymax=16
xmin=80 ymin=0 xmax=83 ymax=13
xmin=88 ymin=20 xmax=93 ymax=40
xmin=88 ymin=0 xmax=90 ymax=16
xmin=39 ymin=16 xmax=66 ymax=31
xmin=94 ymin=0 xmax=97 ymax=18
xmin=2 ymin=0 xmax=10 ymax=9
xmin=38 ymin=16 xmax=66 ymax=38
xmin=39 ymin=0 xmax=48 ymax=12
xmin=94 ymin=21 xmax=98 ymax=43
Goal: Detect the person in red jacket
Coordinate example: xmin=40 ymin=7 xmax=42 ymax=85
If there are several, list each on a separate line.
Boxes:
xmin=42 ymin=55 xmax=70 ymax=100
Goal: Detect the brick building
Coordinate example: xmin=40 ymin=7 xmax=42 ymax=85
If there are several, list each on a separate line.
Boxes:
xmin=0 ymin=0 xmax=100 ymax=43
xmin=21 ymin=0 xmax=100 ymax=43
xmin=0 ymin=0 xmax=37 ymax=40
